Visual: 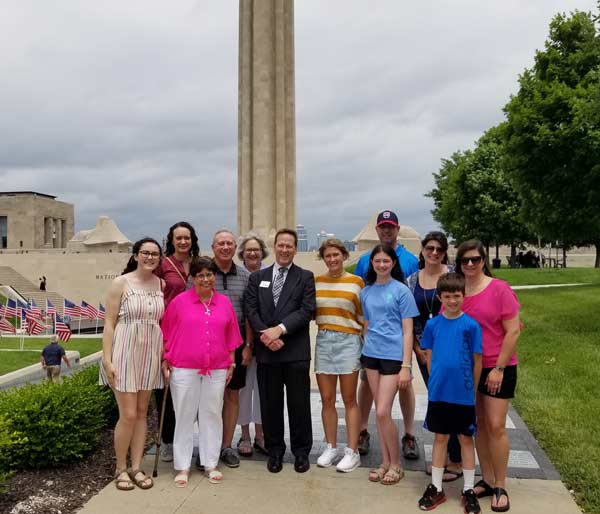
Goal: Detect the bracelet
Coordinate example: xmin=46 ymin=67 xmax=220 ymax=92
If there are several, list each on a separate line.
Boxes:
xmin=230 ymin=363 xmax=236 ymax=368
xmin=401 ymin=364 xmax=412 ymax=369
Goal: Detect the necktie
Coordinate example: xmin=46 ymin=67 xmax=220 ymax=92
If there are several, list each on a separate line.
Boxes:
xmin=272 ymin=267 xmax=287 ymax=306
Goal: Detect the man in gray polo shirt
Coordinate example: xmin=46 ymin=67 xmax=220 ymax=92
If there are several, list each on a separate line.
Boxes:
xmin=211 ymin=229 xmax=251 ymax=469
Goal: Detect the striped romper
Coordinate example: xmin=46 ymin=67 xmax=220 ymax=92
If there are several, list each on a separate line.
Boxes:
xmin=100 ymin=278 xmax=164 ymax=392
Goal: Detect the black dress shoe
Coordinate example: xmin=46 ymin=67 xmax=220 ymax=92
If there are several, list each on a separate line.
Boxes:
xmin=294 ymin=455 xmax=310 ymax=473
xmin=267 ymin=456 xmax=283 ymax=473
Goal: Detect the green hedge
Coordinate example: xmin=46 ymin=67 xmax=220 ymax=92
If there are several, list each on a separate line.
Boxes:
xmin=0 ymin=365 xmax=117 ymax=471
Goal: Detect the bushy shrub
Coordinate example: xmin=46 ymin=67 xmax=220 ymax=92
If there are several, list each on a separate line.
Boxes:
xmin=0 ymin=365 xmax=117 ymax=470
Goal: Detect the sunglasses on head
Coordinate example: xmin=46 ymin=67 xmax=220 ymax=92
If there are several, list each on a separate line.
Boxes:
xmin=459 ymin=256 xmax=483 ymax=265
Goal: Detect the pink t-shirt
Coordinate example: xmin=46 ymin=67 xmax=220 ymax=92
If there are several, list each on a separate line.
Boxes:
xmin=162 ymin=288 xmax=243 ymax=373
xmin=462 ymin=278 xmax=520 ymax=369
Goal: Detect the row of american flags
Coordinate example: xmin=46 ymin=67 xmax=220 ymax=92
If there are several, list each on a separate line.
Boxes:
xmin=0 ymin=298 xmax=106 ymax=342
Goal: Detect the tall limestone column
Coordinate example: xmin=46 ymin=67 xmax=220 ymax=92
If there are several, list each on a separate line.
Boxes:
xmin=238 ymin=0 xmax=296 ymax=242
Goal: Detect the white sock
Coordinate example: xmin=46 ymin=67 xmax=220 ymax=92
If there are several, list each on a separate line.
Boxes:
xmin=463 ymin=468 xmax=475 ymax=492
xmin=431 ymin=466 xmax=444 ymax=492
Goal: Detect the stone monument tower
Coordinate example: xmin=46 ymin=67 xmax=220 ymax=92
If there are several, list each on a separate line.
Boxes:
xmin=237 ymin=0 xmax=296 ymax=242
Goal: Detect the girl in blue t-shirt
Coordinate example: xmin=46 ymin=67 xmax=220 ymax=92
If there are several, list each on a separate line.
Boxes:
xmin=360 ymin=244 xmax=419 ymax=485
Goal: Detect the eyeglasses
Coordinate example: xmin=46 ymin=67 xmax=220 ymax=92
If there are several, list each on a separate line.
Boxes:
xmin=139 ymin=251 xmax=160 ymax=259
xmin=194 ymin=272 xmax=215 ymax=281
xmin=424 ymin=245 xmax=445 ymax=254
xmin=459 ymin=256 xmax=483 ymax=265
xmin=245 ymin=248 xmax=261 ymax=254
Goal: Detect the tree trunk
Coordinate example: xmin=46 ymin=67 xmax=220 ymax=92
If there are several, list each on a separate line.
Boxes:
xmin=595 ymin=242 xmax=600 ymax=268
xmin=562 ymin=247 xmax=567 ymax=268
xmin=495 ymin=244 xmax=500 ymax=259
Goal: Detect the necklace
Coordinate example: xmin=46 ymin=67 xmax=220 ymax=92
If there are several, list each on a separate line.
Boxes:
xmin=199 ymin=290 xmax=214 ymax=315
xmin=422 ymin=285 xmax=436 ymax=319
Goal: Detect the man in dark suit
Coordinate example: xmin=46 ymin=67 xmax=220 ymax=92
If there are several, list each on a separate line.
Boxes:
xmin=245 ymin=228 xmax=316 ymax=473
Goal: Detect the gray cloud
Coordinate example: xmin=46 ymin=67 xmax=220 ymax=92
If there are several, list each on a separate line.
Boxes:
xmin=0 ymin=0 xmax=597 ymax=249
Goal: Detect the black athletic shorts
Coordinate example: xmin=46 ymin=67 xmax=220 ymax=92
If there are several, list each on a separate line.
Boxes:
xmin=360 ymin=355 xmax=402 ymax=375
xmin=477 ymin=365 xmax=517 ymax=399
xmin=424 ymin=401 xmax=477 ymax=436
xmin=227 ymin=344 xmax=248 ymax=390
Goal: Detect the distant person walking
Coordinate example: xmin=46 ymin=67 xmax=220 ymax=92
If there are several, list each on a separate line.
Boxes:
xmin=39 ymin=276 xmax=47 ymax=291
xmin=40 ymin=334 xmax=70 ymax=382
xmin=154 ymin=221 xmax=200 ymax=463
xmin=456 ymin=240 xmax=521 ymax=513
xmin=100 ymin=237 xmax=165 ymax=492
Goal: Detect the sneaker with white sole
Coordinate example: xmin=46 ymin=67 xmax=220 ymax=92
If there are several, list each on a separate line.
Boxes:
xmin=336 ymin=447 xmax=360 ymax=473
xmin=160 ymin=443 xmax=173 ymax=462
xmin=317 ymin=444 xmax=338 ymax=467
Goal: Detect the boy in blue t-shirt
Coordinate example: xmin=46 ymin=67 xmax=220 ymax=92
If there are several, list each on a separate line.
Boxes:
xmin=418 ymin=273 xmax=482 ymax=513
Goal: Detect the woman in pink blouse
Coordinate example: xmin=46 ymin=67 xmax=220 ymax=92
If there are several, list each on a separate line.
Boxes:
xmin=161 ymin=257 xmax=243 ymax=487
xmin=456 ymin=240 xmax=520 ymax=513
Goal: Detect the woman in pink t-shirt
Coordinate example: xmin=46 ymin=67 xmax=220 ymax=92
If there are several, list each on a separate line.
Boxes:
xmin=455 ymin=240 xmax=520 ymax=513
xmin=161 ymin=257 xmax=243 ymax=487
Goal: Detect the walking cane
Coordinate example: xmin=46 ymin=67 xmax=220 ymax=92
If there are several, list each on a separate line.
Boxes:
xmin=152 ymin=379 xmax=170 ymax=478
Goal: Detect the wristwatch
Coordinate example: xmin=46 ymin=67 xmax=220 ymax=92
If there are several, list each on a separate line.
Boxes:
xmin=494 ymin=365 xmax=505 ymax=373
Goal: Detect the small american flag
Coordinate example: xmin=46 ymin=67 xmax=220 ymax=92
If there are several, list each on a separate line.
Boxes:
xmin=64 ymin=299 xmax=81 ymax=318
xmin=81 ymin=300 xmax=99 ymax=320
xmin=55 ymin=313 xmax=72 ymax=342
xmin=25 ymin=310 xmax=45 ymax=335
xmin=5 ymin=299 xmax=17 ymax=318
xmin=0 ymin=317 xmax=16 ymax=334
xmin=46 ymin=299 xmax=57 ymax=317
xmin=0 ymin=304 xmax=5 ymax=318
xmin=28 ymin=300 xmax=43 ymax=320
xmin=98 ymin=303 xmax=106 ymax=321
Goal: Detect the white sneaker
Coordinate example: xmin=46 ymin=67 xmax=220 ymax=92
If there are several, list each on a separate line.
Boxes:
xmin=317 ymin=444 xmax=338 ymax=467
xmin=336 ymin=447 xmax=360 ymax=473
xmin=160 ymin=443 xmax=173 ymax=462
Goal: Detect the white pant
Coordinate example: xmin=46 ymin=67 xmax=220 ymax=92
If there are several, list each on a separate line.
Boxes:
xmin=238 ymin=356 xmax=262 ymax=425
xmin=170 ymin=367 xmax=226 ymax=470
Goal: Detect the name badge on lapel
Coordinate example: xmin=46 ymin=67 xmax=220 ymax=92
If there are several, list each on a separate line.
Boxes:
xmin=259 ymin=281 xmax=271 ymax=288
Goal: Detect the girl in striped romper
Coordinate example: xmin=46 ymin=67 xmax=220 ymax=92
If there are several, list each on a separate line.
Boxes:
xmin=101 ymin=237 xmax=165 ymax=491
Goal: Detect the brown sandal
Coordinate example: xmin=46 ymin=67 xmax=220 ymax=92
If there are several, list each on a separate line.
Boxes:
xmin=237 ymin=437 xmax=253 ymax=457
xmin=368 ymin=466 xmax=388 ymax=482
xmin=128 ymin=469 xmax=154 ymax=489
xmin=114 ymin=469 xmax=134 ymax=491
xmin=381 ymin=467 xmax=404 ymax=485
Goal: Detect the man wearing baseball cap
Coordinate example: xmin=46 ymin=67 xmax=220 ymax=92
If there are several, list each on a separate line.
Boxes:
xmin=353 ymin=210 xmax=420 ymax=460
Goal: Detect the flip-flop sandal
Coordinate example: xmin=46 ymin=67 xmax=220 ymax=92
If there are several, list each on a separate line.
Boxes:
xmin=442 ymin=468 xmax=463 ymax=482
xmin=474 ymin=479 xmax=494 ymax=498
xmin=205 ymin=469 xmax=224 ymax=484
xmin=128 ymin=469 xmax=153 ymax=489
xmin=253 ymin=438 xmax=268 ymax=455
xmin=368 ymin=466 xmax=388 ymax=483
xmin=381 ymin=467 xmax=404 ymax=485
xmin=491 ymin=487 xmax=510 ymax=512
xmin=174 ymin=471 xmax=189 ymax=488
xmin=237 ymin=437 xmax=253 ymax=457
xmin=114 ymin=469 xmax=134 ymax=491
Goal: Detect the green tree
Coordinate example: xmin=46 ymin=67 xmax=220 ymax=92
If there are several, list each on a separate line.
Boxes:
xmin=504 ymin=10 xmax=600 ymax=267
xmin=428 ymin=124 xmax=532 ymax=257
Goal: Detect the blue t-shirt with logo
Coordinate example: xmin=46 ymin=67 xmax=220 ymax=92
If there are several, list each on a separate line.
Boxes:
xmin=360 ymin=280 xmax=419 ymax=361
xmin=420 ymin=313 xmax=482 ymax=406
xmin=354 ymin=244 xmax=418 ymax=281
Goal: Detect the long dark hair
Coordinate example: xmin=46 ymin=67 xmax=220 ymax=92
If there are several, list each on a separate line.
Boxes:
xmin=122 ymin=237 xmax=163 ymax=275
xmin=418 ymin=231 xmax=449 ymax=269
xmin=365 ymin=244 xmax=404 ymax=285
xmin=455 ymin=239 xmax=493 ymax=277
xmin=165 ymin=221 xmax=200 ymax=257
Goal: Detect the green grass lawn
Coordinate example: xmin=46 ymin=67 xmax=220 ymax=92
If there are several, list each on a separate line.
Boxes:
xmin=0 ymin=337 xmax=102 ymax=376
xmin=514 ymin=283 xmax=600 ymax=513
xmin=495 ymin=267 xmax=600 ymax=286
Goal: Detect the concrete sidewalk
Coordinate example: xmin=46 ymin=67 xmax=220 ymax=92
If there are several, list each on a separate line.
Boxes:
xmin=79 ymin=456 xmax=581 ymax=514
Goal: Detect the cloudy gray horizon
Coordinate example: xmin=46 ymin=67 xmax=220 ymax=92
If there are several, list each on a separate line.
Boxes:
xmin=1 ymin=0 xmax=596 ymax=250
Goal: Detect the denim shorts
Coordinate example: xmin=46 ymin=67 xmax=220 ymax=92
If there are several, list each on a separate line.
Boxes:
xmin=314 ymin=330 xmax=362 ymax=375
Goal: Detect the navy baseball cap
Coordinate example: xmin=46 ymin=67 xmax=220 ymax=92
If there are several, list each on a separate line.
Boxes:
xmin=376 ymin=210 xmax=399 ymax=227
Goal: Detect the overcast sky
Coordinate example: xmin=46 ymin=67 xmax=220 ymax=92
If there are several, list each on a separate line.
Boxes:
xmin=1 ymin=0 xmax=597 ymax=250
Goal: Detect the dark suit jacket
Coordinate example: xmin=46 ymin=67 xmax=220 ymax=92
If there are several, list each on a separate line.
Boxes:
xmin=245 ymin=263 xmax=316 ymax=364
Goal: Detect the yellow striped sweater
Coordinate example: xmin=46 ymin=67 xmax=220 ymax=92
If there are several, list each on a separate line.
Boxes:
xmin=315 ymin=273 xmax=364 ymax=334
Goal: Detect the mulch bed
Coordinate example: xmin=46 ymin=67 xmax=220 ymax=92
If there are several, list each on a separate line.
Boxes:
xmin=0 ymin=406 xmax=159 ymax=514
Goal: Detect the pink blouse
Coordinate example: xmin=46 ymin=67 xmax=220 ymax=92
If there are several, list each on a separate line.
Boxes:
xmin=162 ymin=288 xmax=243 ymax=373
xmin=462 ymin=278 xmax=520 ymax=369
